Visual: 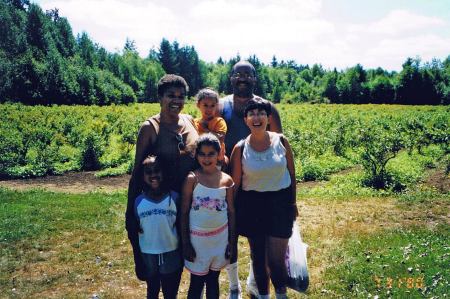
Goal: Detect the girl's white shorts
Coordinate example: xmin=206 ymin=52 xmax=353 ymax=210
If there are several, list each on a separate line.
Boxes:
xmin=184 ymin=223 xmax=229 ymax=275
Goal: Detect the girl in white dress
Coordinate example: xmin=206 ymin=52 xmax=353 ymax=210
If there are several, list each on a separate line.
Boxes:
xmin=181 ymin=134 xmax=236 ymax=299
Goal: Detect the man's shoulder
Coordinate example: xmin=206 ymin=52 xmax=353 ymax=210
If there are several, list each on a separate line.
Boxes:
xmin=256 ymin=96 xmax=278 ymax=111
xmin=219 ymin=94 xmax=233 ymax=104
xmin=218 ymin=94 xmax=233 ymax=116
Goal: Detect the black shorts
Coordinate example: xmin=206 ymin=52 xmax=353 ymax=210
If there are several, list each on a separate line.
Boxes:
xmin=236 ymin=187 xmax=295 ymax=239
xmin=141 ymin=249 xmax=183 ymax=277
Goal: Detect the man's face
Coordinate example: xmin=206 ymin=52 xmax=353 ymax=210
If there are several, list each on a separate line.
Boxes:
xmin=231 ymin=64 xmax=256 ymax=98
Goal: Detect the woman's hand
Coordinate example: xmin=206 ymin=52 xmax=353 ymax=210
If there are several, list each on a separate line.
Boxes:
xmin=293 ymin=203 xmax=299 ymax=220
xmin=183 ymin=242 xmax=196 ymax=262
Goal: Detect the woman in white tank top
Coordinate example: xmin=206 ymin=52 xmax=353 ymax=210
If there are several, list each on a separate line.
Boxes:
xmin=230 ymin=99 xmax=298 ymax=299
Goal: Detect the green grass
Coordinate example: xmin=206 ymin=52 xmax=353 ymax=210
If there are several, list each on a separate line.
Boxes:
xmin=0 ymin=188 xmax=124 ymax=243
xmin=298 ymin=170 xmax=389 ymax=199
xmin=322 ymin=226 xmax=449 ymax=298
xmin=0 ymin=188 xmax=128 ymax=298
xmin=0 ymin=186 xmax=448 ymax=298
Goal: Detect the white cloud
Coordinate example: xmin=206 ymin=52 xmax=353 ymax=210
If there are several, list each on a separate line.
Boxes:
xmin=318 ymin=10 xmax=450 ymax=70
xmin=34 ymin=0 xmax=449 ymax=71
xmin=187 ymin=0 xmax=334 ymax=62
xmin=364 ymin=35 xmax=450 ymax=69
xmin=38 ymin=0 xmax=177 ymax=53
xmin=349 ymin=9 xmax=446 ymax=36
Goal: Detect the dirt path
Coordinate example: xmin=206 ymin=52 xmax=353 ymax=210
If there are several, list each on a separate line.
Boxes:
xmin=0 ymin=171 xmax=131 ymax=193
xmin=0 ymin=166 xmax=447 ymax=194
xmin=0 ymin=172 xmax=326 ymax=193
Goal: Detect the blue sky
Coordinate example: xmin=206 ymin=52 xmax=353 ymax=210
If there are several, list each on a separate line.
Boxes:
xmin=34 ymin=0 xmax=450 ymax=71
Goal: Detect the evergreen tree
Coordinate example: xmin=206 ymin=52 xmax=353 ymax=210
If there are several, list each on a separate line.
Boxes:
xmin=337 ymin=64 xmax=369 ymax=104
xmin=158 ymin=38 xmax=177 ymax=74
xmin=396 ymin=58 xmax=423 ymax=105
xmin=271 ymin=55 xmax=278 ymax=68
xmin=248 ymin=54 xmax=268 ymax=98
xmin=0 ymin=0 xmax=27 ymax=55
xmin=368 ymin=75 xmax=395 ymax=104
xmin=320 ymin=69 xmax=339 ymax=103
xmin=77 ymin=32 xmax=97 ymax=67
xmin=6 ymin=0 xmax=29 ymax=10
xmin=26 ymin=3 xmax=50 ymax=57
xmin=54 ymin=17 xmax=75 ymax=57
xmin=124 ymin=37 xmax=137 ymax=53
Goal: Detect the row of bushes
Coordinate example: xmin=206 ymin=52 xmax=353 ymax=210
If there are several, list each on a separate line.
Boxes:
xmin=1 ymin=103 xmax=448 ymax=191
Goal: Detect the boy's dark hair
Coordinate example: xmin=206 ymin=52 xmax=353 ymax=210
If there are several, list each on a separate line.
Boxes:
xmin=157 ymin=74 xmax=189 ymax=97
xmin=196 ymin=88 xmax=219 ymax=103
xmin=244 ymin=98 xmax=272 ymax=117
xmin=195 ymin=133 xmax=221 ymax=157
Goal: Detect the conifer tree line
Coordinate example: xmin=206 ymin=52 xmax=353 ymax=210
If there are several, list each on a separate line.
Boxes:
xmin=1 ymin=0 xmax=449 ymax=105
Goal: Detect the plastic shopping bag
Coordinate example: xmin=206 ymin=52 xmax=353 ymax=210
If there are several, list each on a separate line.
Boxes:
xmin=246 ymin=264 xmax=259 ymax=297
xmin=285 ymin=222 xmax=309 ymax=292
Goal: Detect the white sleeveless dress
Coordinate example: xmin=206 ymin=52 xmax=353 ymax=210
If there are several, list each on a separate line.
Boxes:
xmin=184 ymin=182 xmax=230 ymax=275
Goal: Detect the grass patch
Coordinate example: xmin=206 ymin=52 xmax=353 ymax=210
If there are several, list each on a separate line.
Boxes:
xmin=95 ymin=161 xmax=132 ymax=178
xmin=398 ymin=187 xmax=449 ymax=203
xmin=298 ymin=170 xmax=388 ymax=199
xmin=322 ymin=226 xmax=449 ymax=298
xmin=0 ymin=188 xmax=124 ymax=243
xmin=0 ymin=187 xmax=448 ymax=298
xmin=0 ymin=188 xmax=128 ymax=298
xmin=299 ymin=153 xmax=355 ymax=182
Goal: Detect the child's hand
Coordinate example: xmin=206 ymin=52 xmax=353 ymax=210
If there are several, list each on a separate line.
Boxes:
xmin=183 ymin=242 xmax=196 ymax=262
xmin=200 ymin=120 xmax=209 ymax=132
xmin=225 ymin=243 xmax=237 ymax=263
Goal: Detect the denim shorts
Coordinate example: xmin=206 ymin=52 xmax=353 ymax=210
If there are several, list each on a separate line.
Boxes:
xmin=141 ymin=248 xmax=183 ymax=277
xmin=236 ymin=186 xmax=295 ymax=239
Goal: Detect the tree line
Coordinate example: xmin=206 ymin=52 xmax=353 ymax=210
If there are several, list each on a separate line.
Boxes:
xmin=1 ymin=0 xmax=449 ymax=105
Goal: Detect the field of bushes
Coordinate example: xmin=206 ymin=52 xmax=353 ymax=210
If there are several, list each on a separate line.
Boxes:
xmin=1 ymin=103 xmax=448 ymax=192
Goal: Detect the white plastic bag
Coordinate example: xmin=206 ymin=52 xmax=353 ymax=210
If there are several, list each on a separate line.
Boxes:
xmin=246 ymin=265 xmax=259 ymax=297
xmin=285 ymin=222 xmax=309 ymax=292
xmin=246 ymin=223 xmax=309 ymax=295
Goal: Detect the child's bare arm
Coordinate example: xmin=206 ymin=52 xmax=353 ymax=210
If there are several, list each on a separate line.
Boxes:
xmin=225 ymin=176 xmax=237 ymax=262
xmin=230 ymin=144 xmax=242 ymax=195
xmin=181 ymin=174 xmax=196 ymax=262
xmin=283 ymin=135 xmax=298 ymax=218
xmin=127 ymin=123 xmax=156 ymax=232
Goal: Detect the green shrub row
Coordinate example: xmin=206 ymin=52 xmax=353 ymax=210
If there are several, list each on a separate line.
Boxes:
xmin=1 ymin=103 xmax=448 ymax=191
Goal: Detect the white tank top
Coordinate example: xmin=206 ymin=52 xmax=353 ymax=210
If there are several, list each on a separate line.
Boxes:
xmin=135 ymin=192 xmax=179 ymax=254
xmin=242 ymin=133 xmax=291 ymax=192
xmin=189 ymin=182 xmax=229 ymax=230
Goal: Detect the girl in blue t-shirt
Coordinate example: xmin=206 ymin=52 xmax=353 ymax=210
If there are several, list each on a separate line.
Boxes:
xmin=134 ymin=155 xmax=182 ymax=299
